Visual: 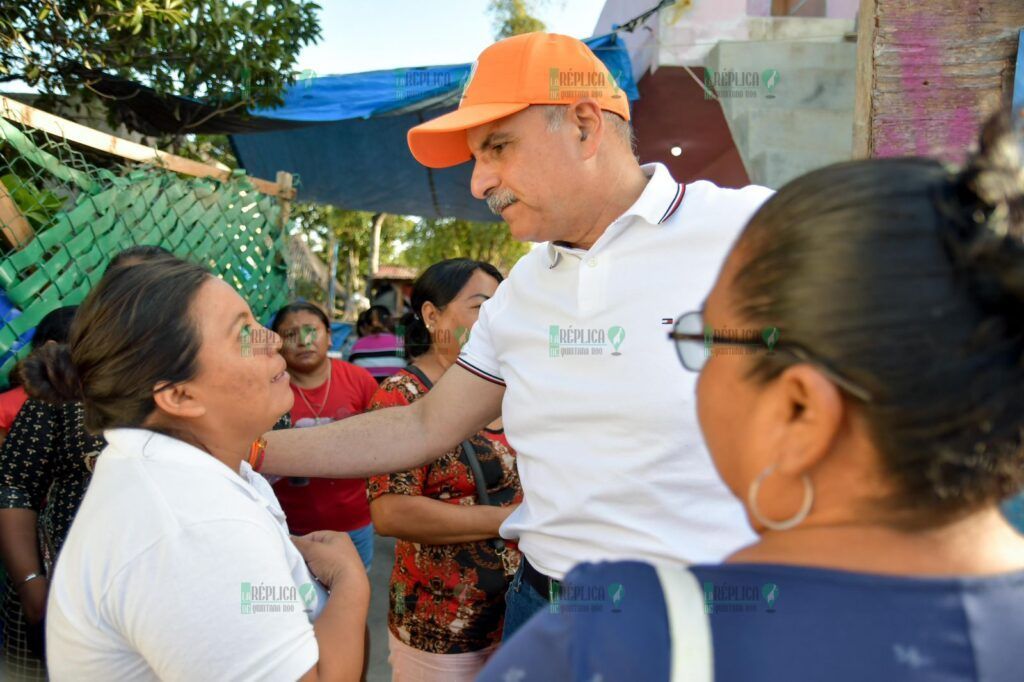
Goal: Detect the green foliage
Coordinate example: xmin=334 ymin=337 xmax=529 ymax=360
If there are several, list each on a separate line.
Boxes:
xmin=290 ymin=205 xmax=528 ymax=297
xmin=290 ymin=204 xmax=415 ymax=309
xmin=488 ymin=0 xmax=546 ymax=39
xmin=0 ymin=1 xmax=322 ymax=111
xmin=166 ymin=133 xmax=239 ymax=169
xmin=0 ymin=173 xmax=64 ymax=229
xmin=400 ymin=218 xmax=529 ymax=274
xmin=292 ymin=204 xmax=413 ymax=268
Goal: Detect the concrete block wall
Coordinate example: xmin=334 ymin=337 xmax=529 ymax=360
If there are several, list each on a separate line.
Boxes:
xmin=705 ymin=39 xmax=856 ymax=188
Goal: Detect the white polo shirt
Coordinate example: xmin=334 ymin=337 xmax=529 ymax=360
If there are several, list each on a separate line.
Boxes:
xmin=47 ymin=428 xmax=326 ymax=681
xmin=457 ymin=163 xmax=773 ymax=579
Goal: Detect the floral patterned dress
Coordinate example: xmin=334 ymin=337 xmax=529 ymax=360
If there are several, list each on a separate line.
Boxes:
xmin=367 ymin=370 xmax=522 ymax=654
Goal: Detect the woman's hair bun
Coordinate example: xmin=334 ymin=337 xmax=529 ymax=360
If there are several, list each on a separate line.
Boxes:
xmin=21 ymin=341 xmax=84 ymax=403
xmin=941 ymin=110 xmax=1024 ymax=310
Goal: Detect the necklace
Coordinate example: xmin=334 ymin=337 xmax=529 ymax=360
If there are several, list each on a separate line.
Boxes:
xmin=295 ymin=365 xmax=332 ymax=420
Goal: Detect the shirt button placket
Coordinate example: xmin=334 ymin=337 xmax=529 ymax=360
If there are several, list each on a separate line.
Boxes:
xmin=579 ymin=255 xmax=600 ymax=313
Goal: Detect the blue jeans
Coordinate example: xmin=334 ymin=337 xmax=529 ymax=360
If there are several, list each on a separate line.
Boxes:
xmin=346 ymin=523 xmax=374 ymax=571
xmin=502 ymin=563 xmax=551 ymax=641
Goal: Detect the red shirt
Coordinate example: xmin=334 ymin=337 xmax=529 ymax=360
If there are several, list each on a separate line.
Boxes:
xmin=273 ymin=359 xmax=378 ymax=534
xmin=0 ymin=386 xmax=28 ymax=431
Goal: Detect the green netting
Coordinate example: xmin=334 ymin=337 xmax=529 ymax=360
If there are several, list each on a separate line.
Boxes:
xmin=0 ymin=116 xmax=294 ymax=385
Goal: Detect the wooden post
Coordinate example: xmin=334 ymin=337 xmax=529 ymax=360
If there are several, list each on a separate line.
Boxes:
xmin=853 ymin=0 xmax=1024 ymax=162
xmin=0 ymin=182 xmax=34 ymax=249
xmin=327 ymin=234 xmax=339 ymax=320
xmin=275 ymin=171 xmax=294 ymax=235
xmin=345 ymin=249 xmax=359 ymax=320
xmin=369 ymin=212 xmax=384 ymax=276
xmin=851 ymin=0 xmax=877 ymax=159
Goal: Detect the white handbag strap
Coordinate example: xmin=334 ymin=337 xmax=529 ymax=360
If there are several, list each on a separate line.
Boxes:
xmin=655 ymin=565 xmax=714 ymax=682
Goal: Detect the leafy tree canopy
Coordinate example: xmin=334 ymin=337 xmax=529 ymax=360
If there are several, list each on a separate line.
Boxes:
xmin=488 ymin=0 xmax=546 ymax=39
xmin=0 ymin=1 xmax=322 ymax=111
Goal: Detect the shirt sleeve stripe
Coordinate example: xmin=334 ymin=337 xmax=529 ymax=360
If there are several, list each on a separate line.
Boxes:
xmin=455 ymin=357 xmax=506 ymax=387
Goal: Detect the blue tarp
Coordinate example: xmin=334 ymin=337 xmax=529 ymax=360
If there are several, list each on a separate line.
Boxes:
xmin=1007 ymin=30 xmax=1024 ymax=533
xmin=257 ymin=64 xmax=474 ymax=122
xmin=230 ymin=33 xmax=638 ymax=221
xmin=1014 ymin=31 xmax=1024 ymax=116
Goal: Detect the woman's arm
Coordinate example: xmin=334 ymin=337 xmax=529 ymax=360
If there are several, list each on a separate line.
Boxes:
xmin=0 ymin=400 xmax=57 ymax=623
xmin=371 ymin=494 xmax=517 ymax=545
xmin=261 ymin=364 xmax=503 ymax=478
xmin=299 ymin=575 xmax=369 ymax=682
xmin=0 ymin=509 xmax=47 ymax=622
xmin=295 ymin=532 xmax=370 ymax=682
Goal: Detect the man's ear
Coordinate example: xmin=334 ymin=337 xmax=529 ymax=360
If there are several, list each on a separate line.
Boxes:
xmin=151 ymin=382 xmax=206 ymax=420
xmin=568 ymin=99 xmax=603 ymax=159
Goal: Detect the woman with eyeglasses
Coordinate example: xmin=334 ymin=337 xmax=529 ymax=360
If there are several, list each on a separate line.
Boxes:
xmin=479 ymin=113 xmax=1024 ymax=681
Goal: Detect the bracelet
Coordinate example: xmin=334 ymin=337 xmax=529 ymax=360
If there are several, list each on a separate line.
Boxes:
xmin=17 ymin=573 xmax=44 ymax=589
xmin=248 ymin=437 xmax=267 ymax=472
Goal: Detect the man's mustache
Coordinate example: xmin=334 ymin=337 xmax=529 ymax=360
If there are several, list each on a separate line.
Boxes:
xmin=486 ymin=189 xmax=518 ymax=216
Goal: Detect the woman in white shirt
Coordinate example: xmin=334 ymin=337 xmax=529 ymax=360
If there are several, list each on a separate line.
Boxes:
xmin=23 ymin=256 xmax=369 ymax=681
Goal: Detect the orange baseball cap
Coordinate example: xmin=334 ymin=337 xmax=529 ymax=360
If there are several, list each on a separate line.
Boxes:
xmin=407 ymin=32 xmax=630 ymax=168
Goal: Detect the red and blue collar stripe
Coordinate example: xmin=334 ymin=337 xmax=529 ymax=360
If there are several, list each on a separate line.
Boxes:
xmin=658 ymin=183 xmax=686 ymax=224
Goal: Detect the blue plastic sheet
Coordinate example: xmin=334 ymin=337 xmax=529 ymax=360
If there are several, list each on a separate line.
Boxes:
xmin=1013 ymin=30 xmax=1024 ymax=115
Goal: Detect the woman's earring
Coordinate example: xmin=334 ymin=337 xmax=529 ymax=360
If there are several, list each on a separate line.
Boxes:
xmin=747 ymin=463 xmax=814 ymax=531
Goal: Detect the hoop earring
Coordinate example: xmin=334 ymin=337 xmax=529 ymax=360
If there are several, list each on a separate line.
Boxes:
xmin=747 ymin=464 xmax=814 ymax=531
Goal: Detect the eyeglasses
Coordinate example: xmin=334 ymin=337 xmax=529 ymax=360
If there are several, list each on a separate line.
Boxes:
xmin=667 ymin=311 xmax=873 ymax=403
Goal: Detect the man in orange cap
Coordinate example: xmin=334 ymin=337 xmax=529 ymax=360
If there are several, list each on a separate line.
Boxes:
xmin=407 ymin=31 xmax=639 ymax=247
xmin=262 ymin=31 xmax=773 ymax=642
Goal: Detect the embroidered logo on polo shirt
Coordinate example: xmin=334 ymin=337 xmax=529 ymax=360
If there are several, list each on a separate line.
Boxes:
xmin=548 ymin=324 xmax=626 ymax=357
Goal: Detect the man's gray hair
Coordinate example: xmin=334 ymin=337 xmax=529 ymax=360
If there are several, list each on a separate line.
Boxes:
xmin=537 ymin=104 xmax=636 ymax=158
